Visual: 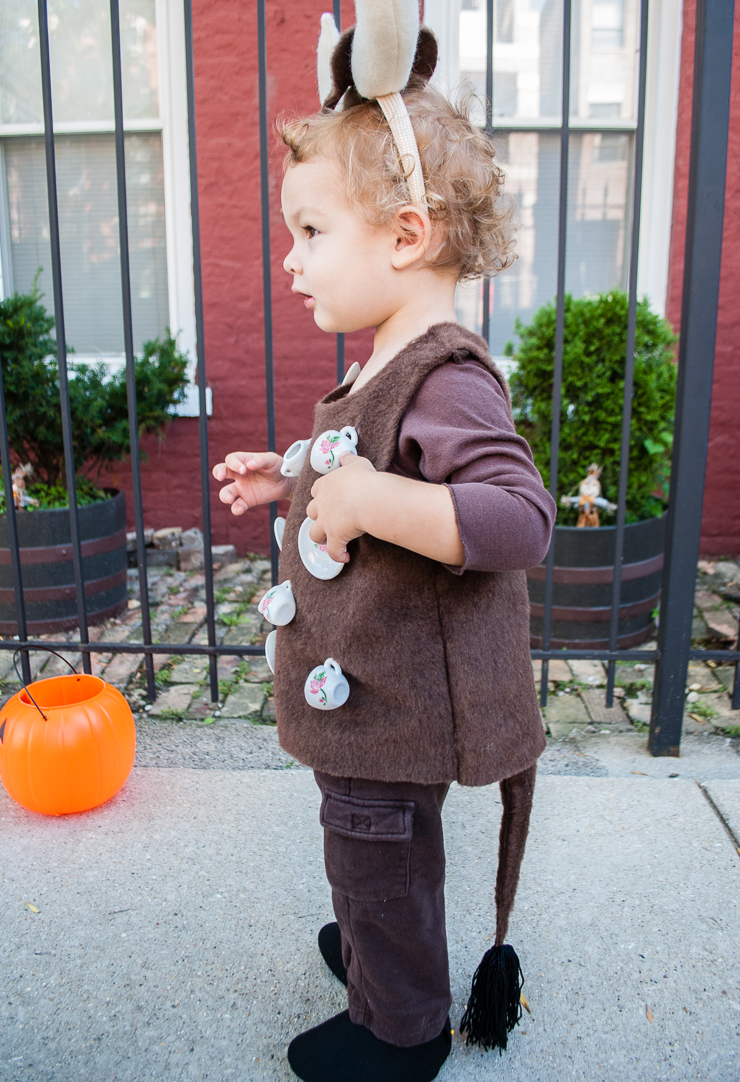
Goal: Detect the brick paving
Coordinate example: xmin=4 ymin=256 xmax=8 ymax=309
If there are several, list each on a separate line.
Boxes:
xmin=1 ymin=555 xmax=737 ymax=748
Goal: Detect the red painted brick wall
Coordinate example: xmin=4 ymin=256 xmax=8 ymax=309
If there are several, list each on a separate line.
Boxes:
xmin=106 ymin=0 xmax=372 ymax=555
xmin=666 ymin=0 xmax=740 ymax=556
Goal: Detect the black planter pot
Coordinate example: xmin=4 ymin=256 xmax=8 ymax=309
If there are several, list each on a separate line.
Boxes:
xmin=527 ymin=514 xmax=666 ymax=650
xmin=0 ymin=489 xmax=127 ymax=635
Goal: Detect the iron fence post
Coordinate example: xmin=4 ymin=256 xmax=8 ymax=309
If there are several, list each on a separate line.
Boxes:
xmin=648 ymin=0 xmax=734 ymax=755
xmin=605 ymin=0 xmax=649 ymax=706
xmin=0 ymin=354 xmax=31 ymax=682
xmin=109 ymin=0 xmax=156 ymax=701
xmin=257 ymin=0 xmax=279 ymax=588
xmin=334 ymin=0 xmax=346 ymax=385
xmin=480 ymin=0 xmax=494 ymax=347
xmin=184 ymin=0 xmax=220 ymax=702
xmin=539 ymin=0 xmax=572 ymax=706
xmin=36 ymin=0 xmax=91 ymax=673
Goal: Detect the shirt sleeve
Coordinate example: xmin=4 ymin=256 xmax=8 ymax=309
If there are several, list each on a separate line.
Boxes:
xmin=393 ymin=359 xmax=556 ymax=574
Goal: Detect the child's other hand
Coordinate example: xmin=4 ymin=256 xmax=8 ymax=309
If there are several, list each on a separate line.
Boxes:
xmin=212 ymin=452 xmax=292 ymax=515
xmin=306 ymin=454 xmax=376 ymax=562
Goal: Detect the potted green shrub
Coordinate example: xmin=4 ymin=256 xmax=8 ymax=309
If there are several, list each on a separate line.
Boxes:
xmin=0 ymin=286 xmax=189 ymax=634
xmin=507 ymin=290 xmax=677 ymax=649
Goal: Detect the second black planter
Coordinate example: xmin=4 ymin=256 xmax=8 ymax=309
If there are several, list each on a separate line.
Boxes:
xmin=527 ymin=514 xmax=666 ymax=649
xmin=0 ymin=490 xmax=127 ymax=635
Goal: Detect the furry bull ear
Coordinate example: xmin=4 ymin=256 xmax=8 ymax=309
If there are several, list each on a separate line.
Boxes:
xmin=351 ymin=0 xmax=420 ymax=99
xmin=317 ymin=13 xmax=340 ymax=106
xmin=320 ymin=20 xmax=438 ymax=113
xmin=410 ymin=26 xmax=438 ymax=84
xmin=322 ymin=26 xmax=355 ymax=111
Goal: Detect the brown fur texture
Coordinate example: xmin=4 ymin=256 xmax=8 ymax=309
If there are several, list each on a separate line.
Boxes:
xmin=274 ymin=323 xmax=547 ymax=787
xmin=323 ymin=25 xmax=438 ymax=111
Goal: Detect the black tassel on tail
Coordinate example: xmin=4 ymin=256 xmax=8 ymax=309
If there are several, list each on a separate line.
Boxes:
xmin=459 ymin=943 xmax=524 ymax=1052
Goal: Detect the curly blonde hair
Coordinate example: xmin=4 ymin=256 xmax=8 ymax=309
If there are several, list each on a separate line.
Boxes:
xmin=279 ymin=85 xmax=516 ymax=282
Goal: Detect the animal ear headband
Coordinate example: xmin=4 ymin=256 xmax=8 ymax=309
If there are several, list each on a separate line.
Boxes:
xmin=316 ymin=0 xmax=438 ymax=212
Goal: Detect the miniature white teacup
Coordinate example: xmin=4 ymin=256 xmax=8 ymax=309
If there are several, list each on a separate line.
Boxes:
xmin=280 ymin=439 xmax=311 ymax=478
xmin=274 ymin=516 xmax=286 ymax=552
xmin=310 ymin=426 xmax=358 ymax=475
xmin=265 ymin=629 xmax=276 ymax=674
xmin=304 ymin=658 xmax=350 ymax=711
xmin=258 ymin=580 xmax=296 ymax=626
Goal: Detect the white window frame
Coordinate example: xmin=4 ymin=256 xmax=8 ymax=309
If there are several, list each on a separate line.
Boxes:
xmin=0 ymin=0 xmax=207 ymax=415
xmin=423 ymin=0 xmax=683 ymax=318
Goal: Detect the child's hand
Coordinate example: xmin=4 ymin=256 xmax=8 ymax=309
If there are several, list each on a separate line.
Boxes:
xmin=212 ymin=452 xmax=292 ymax=515
xmin=306 ymin=454 xmax=376 ymax=562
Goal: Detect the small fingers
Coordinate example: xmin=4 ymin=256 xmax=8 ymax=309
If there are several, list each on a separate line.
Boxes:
xmin=231 ymin=497 xmax=247 ymax=516
xmin=243 ymin=451 xmax=279 ymax=473
xmin=218 ymin=482 xmax=238 ymax=506
xmin=308 ymin=519 xmax=326 ymax=545
xmin=306 ymin=498 xmax=318 ymax=522
xmin=326 ymin=541 xmax=349 ymax=564
xmin=223 ymin=452 xmax=250 ymax=476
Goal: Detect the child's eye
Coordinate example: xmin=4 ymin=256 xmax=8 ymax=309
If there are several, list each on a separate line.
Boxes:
xmin=304 ymin=226 xmax=319 ymax=239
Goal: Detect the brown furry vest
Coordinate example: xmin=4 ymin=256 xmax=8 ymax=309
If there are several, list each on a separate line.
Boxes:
xmin=274 ymin=322 xmax=545 ymax=786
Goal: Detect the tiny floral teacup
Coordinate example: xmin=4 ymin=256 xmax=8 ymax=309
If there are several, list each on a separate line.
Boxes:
xmin=258 ymin=580 xmax=296 ymax=626
xmin=304 ymin=658 xmax=350 ymax=711
xmin=309 ymin=426 xmax=358 ymax=475
xmin=280 ymin=439 xmax=311 ymax=478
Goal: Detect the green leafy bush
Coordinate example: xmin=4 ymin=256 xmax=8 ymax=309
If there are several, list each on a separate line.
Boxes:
xmin=507 ymin=291 xmax=677 ymax=524
xmin=0 ymin=285 xmax=189 ymax=508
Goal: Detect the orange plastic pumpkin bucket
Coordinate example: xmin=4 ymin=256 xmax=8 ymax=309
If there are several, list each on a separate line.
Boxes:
xmin=0 ymin=652 xmax=136 ymax=816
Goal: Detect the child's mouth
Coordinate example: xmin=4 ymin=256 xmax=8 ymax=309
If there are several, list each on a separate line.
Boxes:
xmin=304 ymin=296 xmax=315 ymax=309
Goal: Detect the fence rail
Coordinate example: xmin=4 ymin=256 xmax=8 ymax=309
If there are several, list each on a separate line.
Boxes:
xmin=0 ymin=0 xmax=737 ymax=755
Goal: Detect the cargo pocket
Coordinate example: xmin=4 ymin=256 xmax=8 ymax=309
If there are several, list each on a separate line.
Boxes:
xmin=320 ymin=790 xmax=415 ymax=902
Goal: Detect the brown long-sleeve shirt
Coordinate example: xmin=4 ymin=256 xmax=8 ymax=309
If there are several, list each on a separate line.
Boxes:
xmin=392 ymin=358 xmax=556 ymax=573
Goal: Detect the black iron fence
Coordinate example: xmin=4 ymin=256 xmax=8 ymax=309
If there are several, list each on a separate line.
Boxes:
xmin=0 ymin=0 xmax=737 ymax=756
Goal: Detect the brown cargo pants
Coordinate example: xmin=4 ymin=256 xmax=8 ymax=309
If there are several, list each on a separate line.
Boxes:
xmin=314 ymin=770 xmax=452 ymax=1048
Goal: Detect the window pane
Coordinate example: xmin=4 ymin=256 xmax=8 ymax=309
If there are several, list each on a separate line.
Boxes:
xmin=455 ymin=130 xmax=633 ymax=351
xmin=3 ymin=132 xmax=169 ymax=354
xmin=456 ymin=0 xmax=639 ymax=123
xmin=0 ymin=0 xmax=158 ymax=126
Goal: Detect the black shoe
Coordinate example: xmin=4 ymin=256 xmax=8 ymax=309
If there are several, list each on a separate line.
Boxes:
xmin=318 ymin=922 xmax=348 ymax=987
xmin=287 ymin=1009 xmax=452 ymax=1082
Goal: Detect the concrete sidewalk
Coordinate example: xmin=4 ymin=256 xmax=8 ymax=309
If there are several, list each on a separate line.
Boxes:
xmin=2 ymin=767 xmax=740 ymax=1082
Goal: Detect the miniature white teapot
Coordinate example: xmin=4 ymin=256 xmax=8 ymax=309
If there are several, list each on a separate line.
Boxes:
xmin=258 ymin=580 xmax=296 ymax=626
xmin=280 ymin=439 xmax=311 ymax=478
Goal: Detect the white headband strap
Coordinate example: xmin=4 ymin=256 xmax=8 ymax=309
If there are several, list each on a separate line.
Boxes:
xmin=376 ymin=91 xmax=427 ymax=213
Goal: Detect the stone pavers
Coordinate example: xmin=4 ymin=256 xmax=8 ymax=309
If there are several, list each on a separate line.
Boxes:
xmin=221 ymin=683 xmax=266 ymax=718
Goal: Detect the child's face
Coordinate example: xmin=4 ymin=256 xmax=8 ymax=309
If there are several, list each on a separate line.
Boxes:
xmin=281 ymin=157 xmax=407 ymax=334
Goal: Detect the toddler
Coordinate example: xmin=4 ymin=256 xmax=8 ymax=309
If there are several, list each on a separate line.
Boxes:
xmin=213 ymin=13 xmax=555 ymax=1081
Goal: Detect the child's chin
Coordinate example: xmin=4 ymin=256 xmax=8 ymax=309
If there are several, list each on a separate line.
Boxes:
xmin=314 ymin=312 xmax=344 ymax=334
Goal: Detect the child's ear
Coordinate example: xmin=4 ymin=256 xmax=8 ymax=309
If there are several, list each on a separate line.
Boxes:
xmin=390 ymin=205 xmax=433 ymax=269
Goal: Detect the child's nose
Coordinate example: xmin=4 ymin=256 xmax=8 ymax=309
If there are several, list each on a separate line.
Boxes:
xmin=284 ymin=247 xmax=301 ymax=275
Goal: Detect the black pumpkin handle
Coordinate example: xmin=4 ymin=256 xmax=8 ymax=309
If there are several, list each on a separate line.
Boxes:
xmin=13 ymin=647 xmax=79 ymax=722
